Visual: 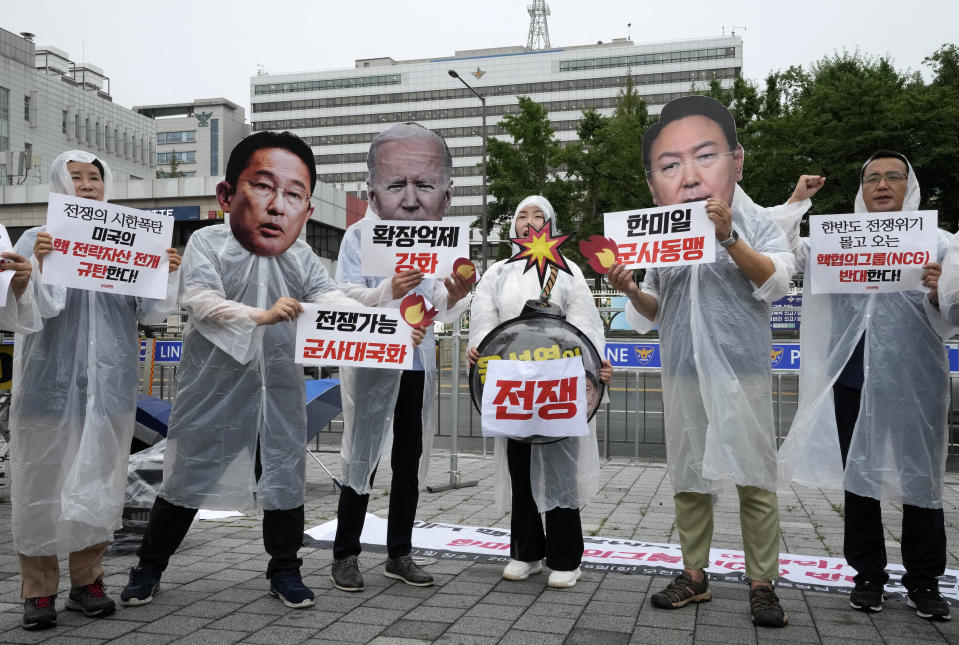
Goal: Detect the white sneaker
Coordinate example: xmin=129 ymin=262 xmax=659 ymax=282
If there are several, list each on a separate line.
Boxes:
xmin=502 ymin=559 xmax=543 ymax=581
xmin=548 ymin=567 xmax=582 ymax=588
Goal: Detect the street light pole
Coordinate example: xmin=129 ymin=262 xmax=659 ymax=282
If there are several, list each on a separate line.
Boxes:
xmin=448 ymin=69 xmax=488 ymax=272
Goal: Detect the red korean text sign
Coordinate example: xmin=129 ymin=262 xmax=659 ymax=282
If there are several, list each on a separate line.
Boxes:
xmin=44 ymin=193 xmax=172 ymax=299
xmin=604 ymin=201 xmax=715 ymax=269
xmin=295 ymin=302 xmax=414 ymax=370
xmin=480 ymin=357 xmax=588 ymax=439
xmin=359 ymin=220 xmax=469 ymax=277
xmin=808 ymin=211 xmax=937 ymax=294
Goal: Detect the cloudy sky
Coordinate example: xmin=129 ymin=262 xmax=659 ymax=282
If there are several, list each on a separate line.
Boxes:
xmin=4 ymin=0 xmax=956 ymax=115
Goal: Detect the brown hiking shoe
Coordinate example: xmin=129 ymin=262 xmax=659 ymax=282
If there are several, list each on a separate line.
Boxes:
xmin=750 ymin=584 xmax=788 ymax=627
xmin=651 ymin=571 xmax=711 ymax=609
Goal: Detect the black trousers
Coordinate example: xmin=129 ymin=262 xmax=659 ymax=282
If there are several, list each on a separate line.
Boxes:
xmin=333 ymin=370 xmax=424 ymax=560
xmin=834 ymin=382 xmax=946 ymax=590
xmin=506 ymin=439 xmax=583 ymax=571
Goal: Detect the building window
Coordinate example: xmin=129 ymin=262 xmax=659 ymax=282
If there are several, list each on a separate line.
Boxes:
xmin=62 ymin=110 xmax=68 ymax=134
xmin=24 ymin=95 xmax=30 ymax=121
xmin=210 ymin=118 xmax=219 ymax=177
xmin=156 ymin=150 xmax=196 ymax=164
xmin=0 ymin=87 xmax=8 ymax=151
xmin=156 ymin=130 xmax=197 ymax=144
xmin=306 ymin=221 xmax=345 ymax=260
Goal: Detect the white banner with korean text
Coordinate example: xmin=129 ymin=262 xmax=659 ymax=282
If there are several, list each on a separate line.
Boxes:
xmin=294 ymin=302 xmax=414 ymax=370
xmin=605 ymin=201 xmax=715 ymax=269
xmin=808 ymin=210 xmax=937 ymax=294
xmin=480 ymin=357 xmax=588 ymax=439
xmin=359 ymin=220 xmax=469 ymax=277
xmin=44 ymin=193 xmax=172 ymax=298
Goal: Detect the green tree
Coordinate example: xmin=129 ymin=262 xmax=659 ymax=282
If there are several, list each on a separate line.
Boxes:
xmin=156 ymin=149 xmax=184 ymax=179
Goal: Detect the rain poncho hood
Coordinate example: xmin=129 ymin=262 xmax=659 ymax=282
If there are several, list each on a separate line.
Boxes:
xmin=10 ymin=150 xmax=179 ymax=556
xmin=159 ymin=225 xmax=359 ymax=511
xmin=335 ymin=205 xmax=470 ymax=494
xmin=625 ymin=188 xmax=800 ymax=493
xmin=469 ymin=196 xmax=604 ymax=511
xmin=773 ymin=159 xmax=953 ymax=508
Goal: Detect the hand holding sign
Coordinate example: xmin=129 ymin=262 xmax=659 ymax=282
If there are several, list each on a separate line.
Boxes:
xmin=391 ymin=269 xmax=424 ymax=299
xmin=255 ymin=297 xmax=304 ymax=326
xmin=34 ymin=231 xmax=53 ymax=271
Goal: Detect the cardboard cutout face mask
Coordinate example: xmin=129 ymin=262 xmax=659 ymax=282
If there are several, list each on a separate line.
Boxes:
xmin=368 ymin=139 xmax=451 ymax=221
xmin=221 ymin=148 xmax=315 ymax=257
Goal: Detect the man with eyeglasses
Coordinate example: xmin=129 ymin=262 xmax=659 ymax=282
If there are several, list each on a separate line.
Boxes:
xmin=776 ymin=150 xmax=953 ymax=621
xmin=608 ymin=96 xmax=823 ymax=628
xmin=120 ymin=131 xmax=425 ymax=610
xmin=328 ymin=123 xmax=471 ymax=592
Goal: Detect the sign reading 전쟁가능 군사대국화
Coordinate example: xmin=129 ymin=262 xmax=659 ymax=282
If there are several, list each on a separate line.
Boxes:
xmin=295 ymin=302 xmax=415 ymax=370
xmin=808 ymin=210 xmax=937 ymax=294
xmin=43 ymin=193 xmax=173 ymax=299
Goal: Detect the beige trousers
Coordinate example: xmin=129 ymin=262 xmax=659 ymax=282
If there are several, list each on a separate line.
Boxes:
xmin=18 ymin=541 xmax=109 ymax=598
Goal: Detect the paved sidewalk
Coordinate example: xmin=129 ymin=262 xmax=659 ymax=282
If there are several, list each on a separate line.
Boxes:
xmin=2 ymin=452 xmax=958 ymax=644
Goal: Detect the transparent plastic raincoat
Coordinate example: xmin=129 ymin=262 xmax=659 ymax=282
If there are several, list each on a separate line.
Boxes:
xmin=335 ymin=207 xmax=470 ymax=494
xmin=469 ymin=196 xmax=604 ymax=512
xmin=774 ymin=166 xmax=953 ymax=508
xmin=159 ymin=225 xmax=361 ymax=511
xmin=625 ymin=187 xmax=800 ymax=494
xmin=10 ymin=150 xmax=179 ymax=556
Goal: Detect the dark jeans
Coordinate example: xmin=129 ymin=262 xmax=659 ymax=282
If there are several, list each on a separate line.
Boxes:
xmin=834 ymin=382 xmax=946 ymax=590
xmin=333 ymin=370 xmax=424 ymax=560
xmin=506 ymin=439 xmax=583 ymax=571
xmin=136 ymin=496 xmax=304 ymax=578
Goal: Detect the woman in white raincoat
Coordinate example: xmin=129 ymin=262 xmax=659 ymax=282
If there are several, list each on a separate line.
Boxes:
xmin=773 ymin=152 xmax=953 ymax=614
xmin=11 ymin=150 xmax=180 ymax=628
xmin=467 ymin=195 xmax=610 ymax=589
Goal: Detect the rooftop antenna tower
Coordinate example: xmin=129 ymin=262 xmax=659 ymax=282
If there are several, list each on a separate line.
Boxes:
xmin=526 ymin=1 xmax=551 ymax=50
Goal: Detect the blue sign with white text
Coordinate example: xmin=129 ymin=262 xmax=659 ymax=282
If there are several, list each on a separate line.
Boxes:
xmin=605 ymin=341 xmax=802 ymax=371
xmin=144 ymin=206 xmax=200 ymax=221
xmin=139 ymin=340 xmax=182 ymax=363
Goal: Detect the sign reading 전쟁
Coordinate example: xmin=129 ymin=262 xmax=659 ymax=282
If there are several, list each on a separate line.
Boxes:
xmin=605 ymin=201 xmax=715 ymax=269
xmin=43 ymin=193 xmax=173 ymax=299
xmin=294 ymin=303 xmax=414 ymax=370
xmin=808 ymin=210 xmax=937 ymax=294
xmin=359 ymin=220 xmax=469 ymax=277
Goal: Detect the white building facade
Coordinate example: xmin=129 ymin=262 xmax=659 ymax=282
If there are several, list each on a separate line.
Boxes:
xmin=0 ymin=27 xmax=156 ymax=185
xmin=249 ymin=36 xmax=742 ymax=226
xmin=134 ymin=99 xmax=249 ymax=179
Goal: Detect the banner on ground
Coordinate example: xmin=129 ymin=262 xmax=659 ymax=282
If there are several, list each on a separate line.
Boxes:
xmin=480 ymin=357 xmax=588 ymax=439
xmin=295 ymin=302 xmax=414 ymax=370
xmin=44 ymin=193 xmax=172 ymax=298
xmin=360 ymin=220 xmax=469 ymax=277
xmin=808 ymin=210 xmax=937 ymax=294
xmin=304 ymin=514 xmax=959 ymax=603
xmin=605 ymin=201 xmax=715 ymax=270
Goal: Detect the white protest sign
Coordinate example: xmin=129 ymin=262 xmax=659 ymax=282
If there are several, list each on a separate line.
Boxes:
xmin=295 ymin=302 xmax=414 ymax=370
xmin=359 ymin=220 xmax=469 ymax=277
xmin=0 ymin=224 xmax=15 ymax=304
xmin=480 ymin=357 xmax=588 ymax=439
xmin=43 ymin=193 xmax=172 ymax=299
xmin=808 ymin=210 xmax=937 ymax=294
xmin=605 ymin=201 xmax=715 ymax=269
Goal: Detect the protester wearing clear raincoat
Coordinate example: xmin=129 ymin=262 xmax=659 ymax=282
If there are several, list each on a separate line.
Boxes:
xmin=773 ymin=153 xmax=953 ymax=599
xmin=468 ymin=196 xmax=608 ymax=587
xmin=10 ymin=150 xmax=179 ymax=609
xmin=329 ymin=124 xmax=472 ymax=592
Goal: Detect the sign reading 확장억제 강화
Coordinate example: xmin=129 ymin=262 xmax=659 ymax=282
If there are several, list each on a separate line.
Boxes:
xmin=808 ymin=210 xmax=937 ymax=294
xmin=359 ymin=220 xmax=469 ymax=277
xmin=294 ymin=302 xmax=414 ymax=370
xmin=604 ymin=201 xmax=715 ymax=270
xmin=43 ymin=193 xmax=173 ymax=299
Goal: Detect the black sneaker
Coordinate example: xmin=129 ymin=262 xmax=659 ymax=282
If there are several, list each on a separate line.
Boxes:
xmin=22 ymin=595 xmax=57 ymax=630
xmin=331 ymin=555 xmax=364 ymax=592
xmin=384 ymin=554 xmax=434 ymax=587
xmin=120 ymin=565 xmax=162 ymax=606
xmin=907 ymin=585 xmax=951 ymax=621
xmin=650 ymin=571 xmax=711 ymax=609
xmin=750 ymin=584 xmax=788 ymax=628
xmin=65 ymin=577 xmax=115 ymax=617
xmin=849 ymin=577 xmax=884 ymax=612
xmin=269 ymin=569 xmax=315 ymax=608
